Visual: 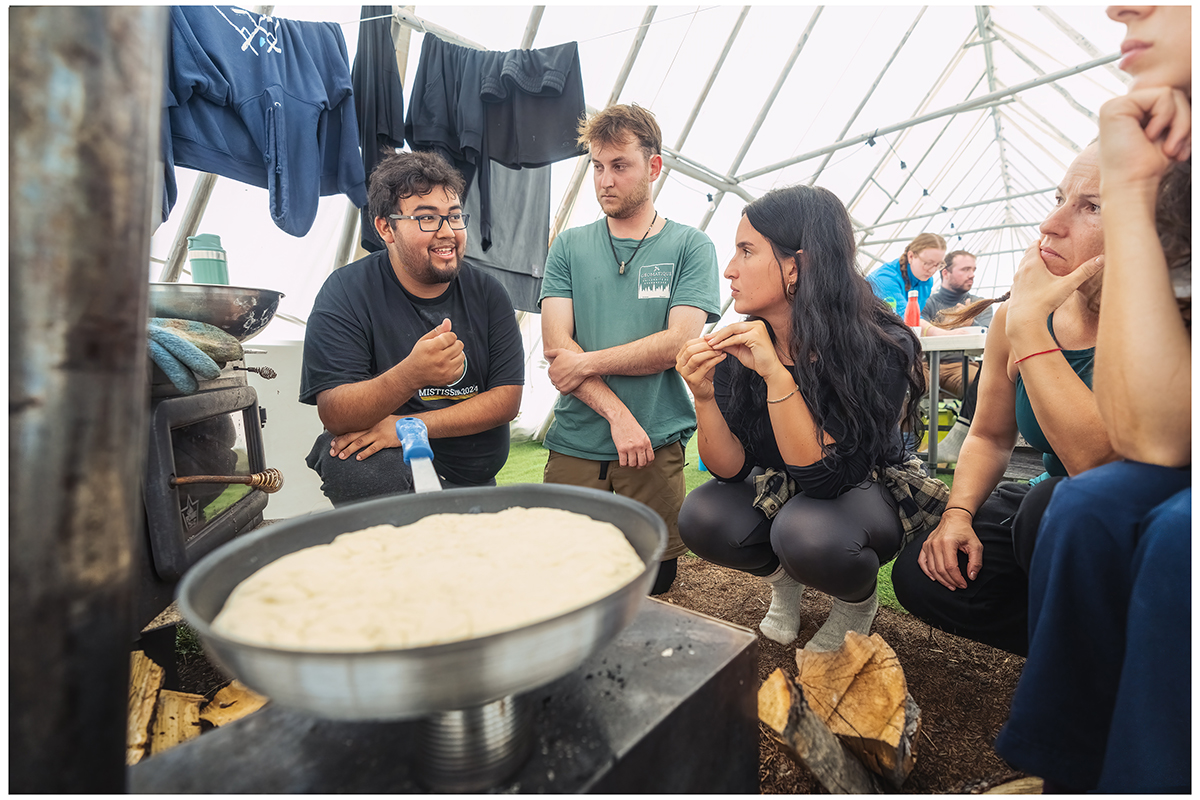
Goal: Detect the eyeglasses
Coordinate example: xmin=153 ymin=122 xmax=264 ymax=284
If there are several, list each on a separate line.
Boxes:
xmin=914 ymin=254 xmax=945 ymax=270
xmin=388 ymin=212 xmax=470 ymax=232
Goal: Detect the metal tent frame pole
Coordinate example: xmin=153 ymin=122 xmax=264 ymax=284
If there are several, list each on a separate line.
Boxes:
xmin=991 ymin=27 xmax=1100 ymax=123
xmin=865 ymin=186 xmax=1054 ymax=231
xmin=846 ymin=25 xmax=978 ymax=214
xmin=550 ymin=6 xmax=658 ymax=244
xmin=738 ymin=51 xmax=1117 ymax=183
xmin=976 ymin=6 xmax=1017 ymax=224
xmin=862 ymin=220 xmax=1041 ymax=246
xmin=653 ymin=6 xmax=750 ymax=202
xmin=521 ymin=5 xmax=545 ymax=49
xmin=808 ymin=7 xmax=927 ymax=187
xmin=850 ymin=68 xmax=988 ymax=269
xmin=1009 ymin=95 xmax=1084 ymax=154
xmin=1036 ymin=5 xmax=1129 ymax=85
xmin=696 ymin=6 xmax=823 ymax=232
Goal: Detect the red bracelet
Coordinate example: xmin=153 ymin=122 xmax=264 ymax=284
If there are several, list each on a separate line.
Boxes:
xmin=1014 ymin=347 xmax=1062 ymax=365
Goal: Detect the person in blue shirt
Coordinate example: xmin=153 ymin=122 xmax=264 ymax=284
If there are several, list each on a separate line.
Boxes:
xmin=865 ymin=233 xmax=946 ymax=325
xmin=865 ymin=233 xmax=963 ymax=451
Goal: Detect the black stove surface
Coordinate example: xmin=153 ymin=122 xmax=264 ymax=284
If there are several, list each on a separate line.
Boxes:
xmin=128 ymin=599 xmax=759 ymax=793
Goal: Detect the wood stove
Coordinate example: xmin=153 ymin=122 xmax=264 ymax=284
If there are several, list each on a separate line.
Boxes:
xmin=134 ymin=354 xmax=278 ymax=631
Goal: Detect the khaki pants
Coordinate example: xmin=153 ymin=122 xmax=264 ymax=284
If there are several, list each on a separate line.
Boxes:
xmin=543 ymin=441 xmax=688 ymax=560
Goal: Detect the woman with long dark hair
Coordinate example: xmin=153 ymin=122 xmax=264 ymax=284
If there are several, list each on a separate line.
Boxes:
xmin=675 ymin=184 xmax=925 ymax=650
xmin=995 ymin=6 xmax=1191 ymax=792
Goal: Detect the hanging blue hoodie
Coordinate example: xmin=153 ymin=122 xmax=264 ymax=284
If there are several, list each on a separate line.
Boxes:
xmin=163 ymin=6 xmax=367 ymax=236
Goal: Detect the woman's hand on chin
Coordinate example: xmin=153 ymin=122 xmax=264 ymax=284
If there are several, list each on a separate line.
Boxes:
xmin=705 ymin=320 xmax=785 ymax=380
xmin=1005 ymin=242 xmax=1104 ymax=347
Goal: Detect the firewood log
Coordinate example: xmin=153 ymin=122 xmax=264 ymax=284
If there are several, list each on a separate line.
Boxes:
xmin=149 ymin=690 xmax=205 ymax=756
xmin=127 ymin=651 xmax=164 ymax=765
xmin=200 ymin=680 xmax=268 ymax=728
xmin=758 ymin=668 xmax=886 ymax=793
xmin=795 ymin=631 xmax=921 ymax=787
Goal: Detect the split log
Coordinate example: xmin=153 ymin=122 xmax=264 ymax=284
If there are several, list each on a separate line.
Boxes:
xmin=149 ymin=690 xmax=206 ymax=757
xmin=758 ymin=668 xmax=886 ymax=793
xmin=200 ymin=681 xmax=269 ymax=728
xmin=127 ymin=651 xmax=165 ymax=765
xmin=984 ymin=776 xmax=1044 ymax=794
xmin=795 ymin=631 xmax=921 ymax=787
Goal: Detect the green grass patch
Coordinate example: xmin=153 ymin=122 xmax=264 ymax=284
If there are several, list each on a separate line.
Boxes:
xmin=498 ymin=437 xmax=956 ymax=614
xmin=176 ymin=621 xmax=205 ymax=657
xmin=497 ymin=437 xmax=713 ymax=491
xmin=495 ymin=440 xmax=551 ymax=485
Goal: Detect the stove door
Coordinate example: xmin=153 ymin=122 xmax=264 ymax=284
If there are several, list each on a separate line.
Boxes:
xmin=144 ymin=386 xmax=268 ymax=581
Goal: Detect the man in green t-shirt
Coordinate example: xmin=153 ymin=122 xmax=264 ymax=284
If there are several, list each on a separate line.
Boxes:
xmin=538 ymin=104 xmax=721 ymax=594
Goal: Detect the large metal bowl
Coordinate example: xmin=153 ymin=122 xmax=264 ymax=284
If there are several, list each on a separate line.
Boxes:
xmin=176 ymin=484 xmax=667 ymax=720
xmin=149 ymin=283 xmax=284 ymax=343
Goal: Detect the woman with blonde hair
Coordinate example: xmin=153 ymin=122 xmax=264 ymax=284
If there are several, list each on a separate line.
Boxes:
xmin=889 ymin=141 xmax=1111 ymax=655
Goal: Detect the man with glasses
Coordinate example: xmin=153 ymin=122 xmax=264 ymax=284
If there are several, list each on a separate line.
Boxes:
xmin=300 ymin=151 xmax=524 ymax=505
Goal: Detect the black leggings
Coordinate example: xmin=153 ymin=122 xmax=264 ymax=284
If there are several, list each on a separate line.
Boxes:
xmin=678 ymin=471 xmax=904 ymax=602
xmin=890 ymin=477 xmax=1063 ymax=656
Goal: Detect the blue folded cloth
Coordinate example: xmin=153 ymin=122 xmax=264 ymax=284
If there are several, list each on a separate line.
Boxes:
xmin=148 ymin=318 xmax=241 ymax=394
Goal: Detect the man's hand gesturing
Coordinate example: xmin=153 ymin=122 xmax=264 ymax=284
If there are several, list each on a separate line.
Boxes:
xmin=406 ymin=318 xmax=466 ymax=387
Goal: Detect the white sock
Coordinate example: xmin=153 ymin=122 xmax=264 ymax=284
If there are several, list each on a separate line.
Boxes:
xmin=804 ymin=590 xmax=879 ymax=652
xmin=758 ymin=566 xmax=806 ymax=644
xmin=936 ymin=418 xmax=971 ymax=465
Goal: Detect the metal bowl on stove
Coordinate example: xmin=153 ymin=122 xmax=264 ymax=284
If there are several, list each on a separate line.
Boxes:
xmin=176 ymin=484 xmax=667 ymax=720
xmin=149 ymin=283 xmax=284 ymax=343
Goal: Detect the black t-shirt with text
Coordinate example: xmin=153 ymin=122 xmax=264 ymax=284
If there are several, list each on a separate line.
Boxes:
xmin=300 ymin=250 xmax=524 ymax=485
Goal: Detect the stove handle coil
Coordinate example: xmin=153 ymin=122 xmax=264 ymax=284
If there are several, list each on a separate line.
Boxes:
xmin=170 ymin=467 xmax=284 ymax=493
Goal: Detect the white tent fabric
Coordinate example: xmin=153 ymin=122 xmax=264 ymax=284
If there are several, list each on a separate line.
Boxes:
xmin=148 ymin=5 xmax=1129 ymax=514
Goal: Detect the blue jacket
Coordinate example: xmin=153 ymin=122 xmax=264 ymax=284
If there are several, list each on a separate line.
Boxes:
xmin=163 ymin=6 xmax=367 ymax=236
xmin=866 ymin=257 xmax=934 ymax=318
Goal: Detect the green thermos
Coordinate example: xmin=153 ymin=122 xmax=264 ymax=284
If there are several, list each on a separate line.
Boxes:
xmin=187 ymin=233 xmax=229 ymax=285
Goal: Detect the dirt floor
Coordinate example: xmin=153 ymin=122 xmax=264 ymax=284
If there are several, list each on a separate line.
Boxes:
xmin=173 ymin=553 xmax=1029 ymax=793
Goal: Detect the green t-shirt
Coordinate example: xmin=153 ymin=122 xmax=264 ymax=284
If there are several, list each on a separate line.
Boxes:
xmin=538 ymin=218 xmax=721 ymax=460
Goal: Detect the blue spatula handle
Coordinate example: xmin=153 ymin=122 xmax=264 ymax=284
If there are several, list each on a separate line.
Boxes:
xmin=395 ymin=417 xmax=434 ymax=464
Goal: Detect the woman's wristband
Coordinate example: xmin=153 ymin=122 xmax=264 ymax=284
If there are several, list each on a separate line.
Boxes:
xmin=766 ymin=386 xmax=800 ymax=404
xmin=1014 ymin=347 xmax=1062 ymax=365
xmin=944 ymin=506 xmax=974 ymax=519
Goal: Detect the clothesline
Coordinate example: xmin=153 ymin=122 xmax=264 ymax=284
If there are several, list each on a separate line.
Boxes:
xmin=331 ymin=6 xmax=723 ymax=46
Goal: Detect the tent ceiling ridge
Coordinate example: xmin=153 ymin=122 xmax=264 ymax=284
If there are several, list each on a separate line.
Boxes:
xmin=736 ymin=51 xmax=1117 ymax=183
